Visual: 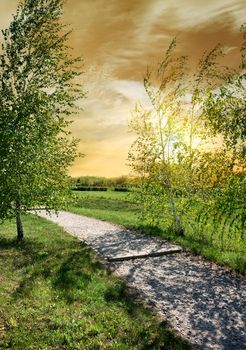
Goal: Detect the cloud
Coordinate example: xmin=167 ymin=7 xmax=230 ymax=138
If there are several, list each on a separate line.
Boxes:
xmin=0 ymin=0 xmax=18 ymax=29
xmin=70 ymin=79 xmax=147 ymax=145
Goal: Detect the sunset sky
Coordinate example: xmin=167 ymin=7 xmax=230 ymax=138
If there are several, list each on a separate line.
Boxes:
xmin=1 ymin=0 xmax=245 ymax=177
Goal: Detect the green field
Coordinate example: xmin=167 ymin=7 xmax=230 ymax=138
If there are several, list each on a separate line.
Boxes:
xmin=70 ymin=190 xmax=139 ymax=228
xmin=70 ymin=190 xmax=246 ymax=274
xmin=0 ymin=215 xmax=190 ymax=350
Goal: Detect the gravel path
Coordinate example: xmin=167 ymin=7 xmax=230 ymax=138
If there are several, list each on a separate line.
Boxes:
xmin=37 ymin=210 xmax=246 ymax=350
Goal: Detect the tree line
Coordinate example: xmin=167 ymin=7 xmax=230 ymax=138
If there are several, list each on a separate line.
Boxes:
xmin=71 ymin=175 xmax=130 ymax=189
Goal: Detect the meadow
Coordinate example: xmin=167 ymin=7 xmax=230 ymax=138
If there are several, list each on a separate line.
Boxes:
xmin=0 ymin=215 xmax=190 ymax=350
xmin=70 ymin=190 xmax=246 ymax=274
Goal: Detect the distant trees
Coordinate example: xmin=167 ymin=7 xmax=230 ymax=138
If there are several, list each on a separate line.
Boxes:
xmin=128 ymin=29 xmax=245 ymax=241
xmin=72 ymin=176 xmax=130 ymax=190
xmin=0 ymin=0 xmax=84 ymax=240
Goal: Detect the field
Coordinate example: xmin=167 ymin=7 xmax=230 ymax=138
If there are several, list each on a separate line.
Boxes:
xmin=70 ymin=190 xmax=246 ymax=274
xmin=0 ymin=215 xmax=190 ymax=350
xmin=70 ymin=190 xmax=139 ymax=228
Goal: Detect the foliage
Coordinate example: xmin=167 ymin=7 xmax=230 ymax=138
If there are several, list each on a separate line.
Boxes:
xmin=128 ymin=40 xmax=223 ymax=234
xmin=0 ymin=215 xmax=190 ymax=349
xmin=0 ymin=0 xmax=84 ymax=238
xmin=192 ymin=148 xmax=237 ymax=189
xmin=128 ymin=31 xmax=245 ymax=245
xmin=204 ymin=24 xmax=246 ymax=159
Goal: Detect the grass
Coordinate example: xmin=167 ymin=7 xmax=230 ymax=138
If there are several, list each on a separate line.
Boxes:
xmin=0 ymin=215 xmax=190 ymax=350
xmin=70 ymin=190 xmax=139 ymax=228
xmin=69 ymin=191 xmax=246 ymax=274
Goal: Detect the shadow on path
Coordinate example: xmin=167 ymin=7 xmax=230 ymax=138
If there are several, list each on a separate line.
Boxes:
xmin=37 ymin=210 xmax=246 ymax=350
xmin=113 ymin=254 xmax=246 ymax=350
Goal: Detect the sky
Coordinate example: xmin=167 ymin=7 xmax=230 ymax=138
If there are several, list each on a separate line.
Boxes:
xmin=0 ymin=0 xmax=245 ymax=177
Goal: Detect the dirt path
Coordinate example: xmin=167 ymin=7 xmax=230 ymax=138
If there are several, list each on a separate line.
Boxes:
xmin=37 ymin=210 xmax=246 ymax=350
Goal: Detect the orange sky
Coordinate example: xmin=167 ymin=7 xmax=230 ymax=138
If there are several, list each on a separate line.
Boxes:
xmin=1 ymin=0 xmax=245 ymax=177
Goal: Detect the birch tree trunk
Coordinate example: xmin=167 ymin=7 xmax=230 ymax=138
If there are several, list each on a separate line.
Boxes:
xmin=16 ymin=199 xmax=24 ymax=241
xmin=170 ymin=190 xmax=184 ymax=236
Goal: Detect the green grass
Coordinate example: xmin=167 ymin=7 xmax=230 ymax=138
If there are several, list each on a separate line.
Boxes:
xmin=70 ymin=190 xmax=139 ymax=228
xmin=0 ymin=215 xmax=190 ymax=350
xmin=69 ymin=191 xmax=246 ymax=274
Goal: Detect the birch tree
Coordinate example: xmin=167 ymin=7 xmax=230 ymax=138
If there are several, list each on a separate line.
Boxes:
xmin=0 ymin=0 xmax=84 ymax=240
xmin=128 ymin=41 xmax=225 ymax=235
